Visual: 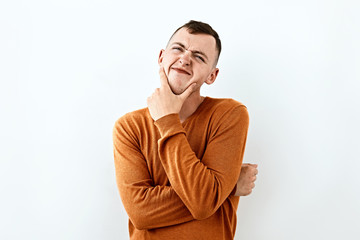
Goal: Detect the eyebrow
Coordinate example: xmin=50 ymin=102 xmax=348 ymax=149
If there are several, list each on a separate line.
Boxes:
xmin=171 ymin=42 xmax=209 ymax=61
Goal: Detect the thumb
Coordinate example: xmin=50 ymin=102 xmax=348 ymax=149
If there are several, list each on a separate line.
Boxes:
xmin=180 ymin=83 xmax=197 ymax=100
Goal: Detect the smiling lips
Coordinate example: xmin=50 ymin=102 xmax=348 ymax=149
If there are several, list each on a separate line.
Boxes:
xmin=172 ymin=67 xmax=191 ymax=75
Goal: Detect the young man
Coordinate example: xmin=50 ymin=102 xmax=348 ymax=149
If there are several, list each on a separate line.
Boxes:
xmin=113 ymin=20 xmax=258 ymax=240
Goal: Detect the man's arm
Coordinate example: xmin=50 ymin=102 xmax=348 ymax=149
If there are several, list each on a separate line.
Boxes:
xmin=114 ymin=103 xmax=254 ymax=230
xmin=113 ymin=119 xmax=194 ymax=230
xmin=154 ymin=105 xmax=249 ymax=220
xmin=114 ymin=116 xmax=256 ymax=228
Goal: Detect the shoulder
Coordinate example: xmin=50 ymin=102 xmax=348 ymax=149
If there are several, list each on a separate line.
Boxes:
xmin=115 ymin=107 xmax=150 ymax=124
xmin=113 ymin=107 xmax=152 ymax=135
xmin=208 ymin=97 xmax=246 ymax=107
xmin=202 ymin=97 xmax=249 ymax=138
xmin=204 ymin=97 xmax=248 ymax=119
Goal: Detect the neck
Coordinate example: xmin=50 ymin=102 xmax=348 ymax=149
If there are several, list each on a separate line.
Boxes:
xmin=179 ymin=92 xmax=205 ymax=123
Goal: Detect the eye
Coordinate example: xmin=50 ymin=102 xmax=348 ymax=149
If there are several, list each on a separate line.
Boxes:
xmin=196 ymin=55 xmax=205 ymax=62
xmin=172 ymin=47 xmax=183 ymax=51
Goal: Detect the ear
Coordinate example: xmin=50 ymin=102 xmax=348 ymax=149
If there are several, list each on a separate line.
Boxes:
xmin=158 ymin=49 xmax=165 ymax=66
xmin=205 ymin=68 xmax=219 ymax=85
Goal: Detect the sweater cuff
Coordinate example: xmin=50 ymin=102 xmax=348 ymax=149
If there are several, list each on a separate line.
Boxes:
xmin=154 ymin=113 xmax=186 ymax=138
xmin=230 ymin=184 xmax=237 ymax=196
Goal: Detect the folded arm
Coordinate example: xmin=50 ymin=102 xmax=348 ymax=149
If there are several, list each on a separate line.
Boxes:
xmin=113 ymin=119 xmax=194 ymax=230
xmin=155 ymin=105 xmax=249 ymax=220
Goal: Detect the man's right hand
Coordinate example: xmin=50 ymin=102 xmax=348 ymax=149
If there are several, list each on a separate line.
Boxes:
xmin=234 ymin=163 xmax=258 ymax=196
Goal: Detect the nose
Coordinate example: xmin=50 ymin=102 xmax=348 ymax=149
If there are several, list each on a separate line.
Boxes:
xmin=179 ymin=50 xmax=191 ymax=66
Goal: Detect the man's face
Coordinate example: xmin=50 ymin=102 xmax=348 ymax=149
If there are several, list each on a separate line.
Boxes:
xmin=158 ymin=27 xmax=219 ymax=95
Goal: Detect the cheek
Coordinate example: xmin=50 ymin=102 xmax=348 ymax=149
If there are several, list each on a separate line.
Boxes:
xmin=163 ymin=52 xmax=176 ymax=63
xmin=194 ymin=67 xmax=209 ymax=79
xmin=161 ymin=55 xmax=173 ymax=68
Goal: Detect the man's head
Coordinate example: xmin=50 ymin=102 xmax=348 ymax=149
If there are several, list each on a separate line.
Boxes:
xmin=168 ymin=20 xmax=222 ymax=65
xmin=158 ymin=20 xmax=221 ymax=95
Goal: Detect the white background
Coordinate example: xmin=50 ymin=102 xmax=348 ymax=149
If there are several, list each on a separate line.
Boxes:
xmin=1 ymin=0 xmax=359 ymax=239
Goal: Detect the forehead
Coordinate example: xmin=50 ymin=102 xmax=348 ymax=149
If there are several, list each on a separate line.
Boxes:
xmin=168 ymin=28 xmax=217 ymax=55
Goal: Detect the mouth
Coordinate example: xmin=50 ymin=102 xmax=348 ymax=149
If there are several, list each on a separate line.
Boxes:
xmin=171 ymin=67 xmax=191 ymax=75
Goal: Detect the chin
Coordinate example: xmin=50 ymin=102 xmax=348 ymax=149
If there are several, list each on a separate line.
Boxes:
xmin=169 ymin=85 xmax=183 ymax=95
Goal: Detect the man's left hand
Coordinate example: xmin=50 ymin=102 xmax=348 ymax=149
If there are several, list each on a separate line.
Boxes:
xmin=147 ymin=67 xmax=196 ymax=121
xmin=234 ymin=163 xmax=258 ymax=196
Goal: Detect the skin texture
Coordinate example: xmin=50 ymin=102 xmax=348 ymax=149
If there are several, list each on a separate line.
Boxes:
xmin=160 ymin=27 xmax=219 ymax=96
xmin=148 ymin=27 xmax=219 ymax=123
xmin=147 ymin=27 xmax=258 ymax=197
xmin=235 ymin=164 xmax=258 ymax=196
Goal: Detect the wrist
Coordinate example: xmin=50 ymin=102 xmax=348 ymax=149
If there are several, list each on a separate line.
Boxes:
xmin=230 ymin=184 xmax=237 ymax=196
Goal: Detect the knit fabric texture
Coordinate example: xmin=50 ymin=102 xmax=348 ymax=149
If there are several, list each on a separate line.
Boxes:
xmin=113 ymin=97 xmax=249 ymax=240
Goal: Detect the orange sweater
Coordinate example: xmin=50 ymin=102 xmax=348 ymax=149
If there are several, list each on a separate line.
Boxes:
xmin=113 ymin=97 xmax=249 ymax=240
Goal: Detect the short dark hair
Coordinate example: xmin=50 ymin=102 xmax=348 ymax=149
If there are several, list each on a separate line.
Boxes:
xmin=168 ymin=20 xmax=222 ymax=65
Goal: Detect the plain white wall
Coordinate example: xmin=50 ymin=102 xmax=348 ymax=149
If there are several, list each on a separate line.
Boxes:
xmin=1 ymin=0 xmax=359 ymax=239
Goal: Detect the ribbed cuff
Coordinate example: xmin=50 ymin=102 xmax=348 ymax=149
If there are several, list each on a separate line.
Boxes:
xmin=230 ymin=184 xmax=237 ymax=196
xmin=154 ymin=113 xmax=186 ymax=138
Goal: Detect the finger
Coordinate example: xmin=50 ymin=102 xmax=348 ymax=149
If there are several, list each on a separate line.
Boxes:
xmin=179 ymin=82 xmax=197 ymax=100
xmin=159 ymin=67 xmax=170 ymax=90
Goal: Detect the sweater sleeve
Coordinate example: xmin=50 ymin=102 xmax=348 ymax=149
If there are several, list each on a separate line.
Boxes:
xmin=112 ymin=118 xmax=194 ymax=230
xmin=154 ymin=105 xmax=249 ymax=220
